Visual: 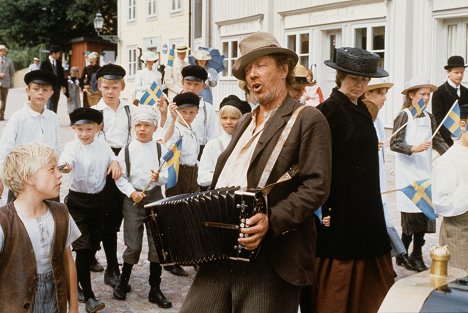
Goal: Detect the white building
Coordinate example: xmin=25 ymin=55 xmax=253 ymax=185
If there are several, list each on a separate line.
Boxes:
xmin=117 ymin=0 xmax=468 ymax=125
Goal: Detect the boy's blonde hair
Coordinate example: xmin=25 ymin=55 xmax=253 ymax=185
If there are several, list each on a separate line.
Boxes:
xmin=2 ymin=143 xmax=57 ymax=195
xmin=219 ymin=105 xmax=242 ymax=119
xmin=98 ymin=77 xmax=126 ymax=89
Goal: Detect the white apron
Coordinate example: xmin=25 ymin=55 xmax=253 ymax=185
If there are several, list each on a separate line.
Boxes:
xmin=395 ymin=109 xmax=433 ymax=213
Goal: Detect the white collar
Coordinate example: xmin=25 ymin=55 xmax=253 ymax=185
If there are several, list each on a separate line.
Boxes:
xmin=447 ymin=79 xmax=460 ymax=89
xmin=24 ymin=102 xmax=46 ymax=117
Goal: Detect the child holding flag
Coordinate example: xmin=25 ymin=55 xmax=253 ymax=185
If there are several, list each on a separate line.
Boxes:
xmin=113 ymin=105 xmax=172 ymax=308
xmin=390 ymin=78 xmax=448 ymax=272
xmin=133 ymin=51 xmax=164 ymax=106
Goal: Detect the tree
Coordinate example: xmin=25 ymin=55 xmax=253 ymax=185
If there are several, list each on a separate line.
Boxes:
xmin=0 ymin=0 xmax=117 ymax=48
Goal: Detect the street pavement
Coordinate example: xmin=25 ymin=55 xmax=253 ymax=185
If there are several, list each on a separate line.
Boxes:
xmin=0 ymin=87 xmax=441 ymax=312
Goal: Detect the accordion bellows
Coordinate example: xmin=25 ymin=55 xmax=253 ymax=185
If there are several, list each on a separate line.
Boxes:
xmin=145 ymin=187 xmax=266 ymax=265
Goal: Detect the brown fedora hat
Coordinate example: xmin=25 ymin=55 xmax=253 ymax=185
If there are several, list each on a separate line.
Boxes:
xmin=325 ymin=47 xmax=388 ymax=78
xmin=444 ymin=55 xmax=467 ymax=70
xmin=232 ymin=32 xmax=298 ymax=80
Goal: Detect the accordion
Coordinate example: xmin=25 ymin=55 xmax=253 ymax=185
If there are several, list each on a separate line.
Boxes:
xmin=144 ymin=186 xmax=267 ymax=265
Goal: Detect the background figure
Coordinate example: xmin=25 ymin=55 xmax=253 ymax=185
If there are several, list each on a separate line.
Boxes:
xmin=314 ymin=47 xmax=394 ymax=313
xmin=80 ymin=52 xmax=101 ymax=108
xmin=197 ymin=95 xmax=250 ymax=188
xmin=164 ymin=44 xmax=189 ymax=100
xmin=28 ymin=57 xmax=40 ymax=72
xmin=40 ymin=45 xmax=66 ymax=113
xmin=302 ymin=68 xmax=324 ymax=107
xmin=193 ymin=49 xmax=218 ymax=105
xmin=432 ymin=103 xmax=468 ymax=272
xmin=0 ymin=45 xmax=15 ymax=121
xmin=65 ymin=66 xmax=81 ymax=114
xmin=288 ymin=64 xmax=315 ymax=102
xmin=390 ymin=78 xmax=449 ymax=272
xmin=363 ymin=78 xmax=414 ymax=270
xmin=432 ymin=55 xmax=468 ymax=146
xmin=133 ymin=51 xmax=163 ymax=105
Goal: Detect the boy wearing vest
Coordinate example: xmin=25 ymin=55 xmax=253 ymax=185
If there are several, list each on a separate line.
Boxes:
xmin=113 ymin=106 xmax=172 ymax=308
xmin=0 ymin=143 xmax=81 ymax=313
xmin=91 ymin=64 xmax=134 ymax=288
xmin=60 ymin=107 xmax=122 ymax=313
xmin=0 ymin=70 xmax=61 ymax=202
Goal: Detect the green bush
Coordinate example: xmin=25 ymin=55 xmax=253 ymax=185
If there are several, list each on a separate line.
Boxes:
xmin=6 ymin=44 xmax=47 ymax=70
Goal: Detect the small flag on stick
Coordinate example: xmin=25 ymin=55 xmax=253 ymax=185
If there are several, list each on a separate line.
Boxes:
xmin=167 ymin=48 xmax=175 ymax=68
xmin=139 ymin=81 xmax=163 ymax=106
xmin=442 ymin=101 xmax=461 ymax=138
xmin=410 ymin=98 xmax=426 ymax=117
xmin=400 ymin=179 xmax=437 ymax=221
xmin=162 ymin=138 xmax=182 ymax=189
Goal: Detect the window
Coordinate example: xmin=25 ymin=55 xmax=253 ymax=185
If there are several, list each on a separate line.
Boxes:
xmin=148 ymin=0 xmax=157 ymax=18
xmin=128 ymin=47 xmax=138 ymax=77
xmin=194 ymin=0 xmax=203 ymax=39
xmin=171 ymin=0 xmax=182 ymax=11
xmin=355 ymin=26 xmax=385 ymax=67
xmin=287 ymin=32 xmax=310 ymax=67
xmin=221 ymin=39 xmax=239 ymax=77
xmin=128 ymin=0 xmax=136 ymax=21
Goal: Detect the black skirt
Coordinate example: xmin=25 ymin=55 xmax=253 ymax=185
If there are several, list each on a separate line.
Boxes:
xmin=401 ymin=212 xmax=436 ymax=235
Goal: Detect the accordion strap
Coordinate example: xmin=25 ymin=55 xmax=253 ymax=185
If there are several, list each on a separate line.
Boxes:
xmin=258 ymin=105 xmax=307 ymax=188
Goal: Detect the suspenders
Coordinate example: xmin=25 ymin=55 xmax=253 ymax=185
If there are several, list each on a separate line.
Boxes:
xmin=99 ymin=105 xmax=132 ymax=145
xmin=124 ymin=141 xmax=162 ymax=178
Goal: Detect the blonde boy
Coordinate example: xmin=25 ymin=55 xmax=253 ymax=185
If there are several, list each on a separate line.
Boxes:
xmin=0 ymin=143 xmax=81 ymax=313
xmin=0 ymin=70 xmax=60 ymax=201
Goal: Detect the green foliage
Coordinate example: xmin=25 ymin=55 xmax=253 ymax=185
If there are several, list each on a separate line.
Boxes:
xmin=7 ymin=44 xmax=47 ymax=70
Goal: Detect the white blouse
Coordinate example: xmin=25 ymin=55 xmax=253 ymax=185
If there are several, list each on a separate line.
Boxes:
xmin=198 ymin=131 xmax=231 ymax=187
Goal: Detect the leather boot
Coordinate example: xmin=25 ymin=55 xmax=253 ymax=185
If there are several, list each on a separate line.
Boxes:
xmin=163 ymin=264 xmax=188 ymax=276
xmin=148 ymin=285 xmax=172 ymax=308
xmin=104 ymin=267 xmax=120 ymax=288
xmin=410 ymin=254 xmax=428 ymax=272
xmin=395 ymin=253 xmax=416 ymax=271
xmin=85 ymin=297 xmax=105 ymax=313
xmin=113 ymin=274 xmax=130 ymax=300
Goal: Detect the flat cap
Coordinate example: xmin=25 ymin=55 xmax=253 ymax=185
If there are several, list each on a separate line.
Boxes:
xmin=173 ymin=92 xmax=200 ymax=108
xmin=182 ymin=65 xmax=208 ymax=82
xmin=69 ymin=107 xmax=103 ymax=125
xmin=24 ymin=70 xmax=57 ymax=86
xmin=219 ymin=95 xmax=251 ymax=115
xmin=96 ymin=63 xmax=126 ymax=80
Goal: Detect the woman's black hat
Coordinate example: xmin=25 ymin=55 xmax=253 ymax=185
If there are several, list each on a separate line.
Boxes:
xmin=324 ymin=47 xmax=388 ymax=78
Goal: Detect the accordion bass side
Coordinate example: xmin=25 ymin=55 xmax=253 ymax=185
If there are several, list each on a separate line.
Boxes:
xmin=144 ymin=187 xmax=267 ymax=265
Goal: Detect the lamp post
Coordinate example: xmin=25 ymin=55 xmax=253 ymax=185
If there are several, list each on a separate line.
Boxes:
xmin=93 ymin=11 xmax=119 ymax=44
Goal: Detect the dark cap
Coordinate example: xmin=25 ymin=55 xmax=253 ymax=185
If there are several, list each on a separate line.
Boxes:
xmin=49 ymin=45 xmax=62 ymax=53
xmin=69 ymin=107 xmax=103 ymax=125
xmin=219 ymin=95 xmax=251 ymax=115
xmin=460 ymin=104 xmax=468 ymax=120
xmin=173 ymin=92 xmax=200 ymax=108
xmin=181 ymin=65 xmax=208 ymax=82
xmin=96 ymin=64 xmax=126 ymax=80
xmin=444 ymin=55 xmax=467 ymax=70
xmin=24 ymin=70 xmax=57 ymax=86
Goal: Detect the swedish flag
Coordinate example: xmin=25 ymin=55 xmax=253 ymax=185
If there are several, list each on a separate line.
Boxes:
xmin=162 ymin=138 xmax=182 ymax=189
xmin=442 ymin=101 xmax=460 ymax=138
xmin=400 ymin=179 xmax=437 ymax=221
xmin=139 ymin=81 xmax=163 ymax=106
xmin=410 ymin=98 xmax=426 ymax=117
xmin=167 ymin=48 xmax=175 ymax=68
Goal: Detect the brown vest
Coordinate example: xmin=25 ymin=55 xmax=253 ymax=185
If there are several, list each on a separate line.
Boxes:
xmin=0 ymin=201 xmax=69 ymax=313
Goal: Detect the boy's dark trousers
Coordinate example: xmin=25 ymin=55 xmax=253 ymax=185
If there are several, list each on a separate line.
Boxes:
xmin=165 ymin=164 xmax=200 ymax=197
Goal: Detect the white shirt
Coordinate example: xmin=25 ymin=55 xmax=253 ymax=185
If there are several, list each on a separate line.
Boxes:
xmin=165 ymin=58 xmax=189 ymax=100
xmin=166 ymin=122 xmax=199 ymax=166
xmin=216 ymin=109 xmax=273 ymax=188
xmin=192 ymin=99 xmax=221 ymax=146
xmin=433 ymin=140 xmax=468 ymax=217
xmin=0 ymin=208 xmax=81 ymax=274
xmin=0 ymin=103 xmax=60 ymax=172
xmin=28 ymin=63 xmax=40 ymax=72
xmin=92 ymin=99 xmax=134 ymax=149
xmin=115 ymin=140 xmax=169 ymax=197
xmin=59 ymin=138 xmax=116 ymax=194
xmin=133 ymin=67 xmax=163 ymax=101
xmin=198 ymin=131 xmax=231 ymax=187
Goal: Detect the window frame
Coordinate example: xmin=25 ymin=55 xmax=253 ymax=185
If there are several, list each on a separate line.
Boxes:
xmin=127 ymin=46 xmax=138 ymax=78
xmin=286 ymin=31 xmax=311 ymax=68
xmin=147 ymin=0 xmax=157 ymax=18
xmin=220 ymin=38 xmax=240 ymax=78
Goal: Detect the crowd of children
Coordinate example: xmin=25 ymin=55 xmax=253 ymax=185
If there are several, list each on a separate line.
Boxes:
xmin=0 ymin=50 xmax=467 ymax=313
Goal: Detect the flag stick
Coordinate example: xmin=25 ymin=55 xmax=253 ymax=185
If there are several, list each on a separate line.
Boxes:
xmin=381 ymin=188 xmax=401 ymax=195
xmin=133 ymin=159 xmax=167 ymax=206
xmin=174 ymin=107 xmax=192 ymax=130
xmin=429 ymin=99 xmax=459 ymax=142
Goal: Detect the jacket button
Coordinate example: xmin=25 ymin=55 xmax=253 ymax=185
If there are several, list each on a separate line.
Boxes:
xmin=24 ymin=303 xmax=30 ymax=309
